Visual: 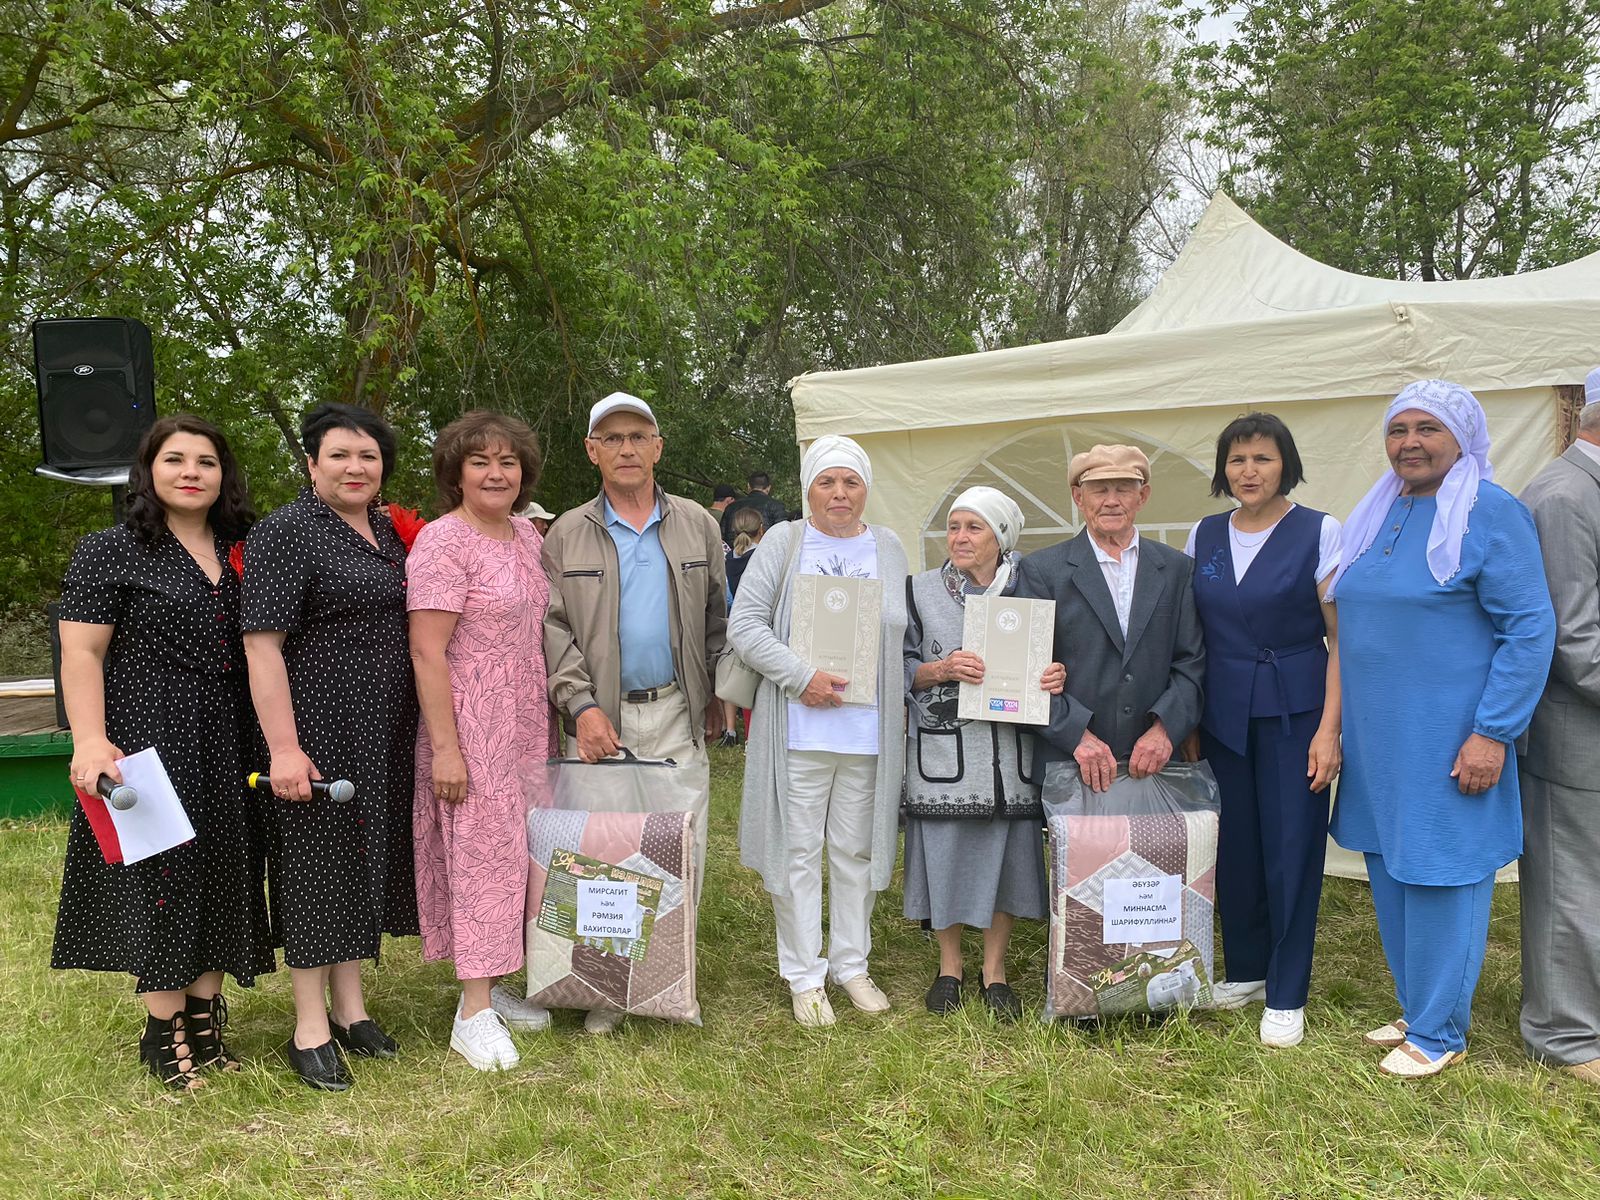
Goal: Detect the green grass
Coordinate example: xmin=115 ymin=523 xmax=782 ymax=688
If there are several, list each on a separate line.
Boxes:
xmin=2 ymin=748 xmax=1595 ymax=1199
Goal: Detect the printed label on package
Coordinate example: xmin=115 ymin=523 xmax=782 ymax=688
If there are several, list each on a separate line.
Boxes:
xmin=1101 ymin=873 xmax=1182 ymax=944
xmin=538 ymin=849 xmax=663 ymax=961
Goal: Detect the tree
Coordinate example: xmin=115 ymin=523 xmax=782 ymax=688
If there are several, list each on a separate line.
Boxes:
xmin=1169 ymin=0 xmax=1600 ymax=279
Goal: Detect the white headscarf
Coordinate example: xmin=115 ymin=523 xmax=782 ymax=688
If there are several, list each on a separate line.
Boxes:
xmin=1328 ymin=379 xmax=1492 ymax=596
xmin=800 ymin=435 xmax=873 ymax=496
xmin=949 ymin=486 xmax=1025 ymax=594
xmin=1585 ymin=365 xmax=1600 ymax=407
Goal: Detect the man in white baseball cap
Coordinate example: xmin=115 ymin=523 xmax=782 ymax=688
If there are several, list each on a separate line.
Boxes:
xmin=541 ymin=392 xmax=727 ymax=1032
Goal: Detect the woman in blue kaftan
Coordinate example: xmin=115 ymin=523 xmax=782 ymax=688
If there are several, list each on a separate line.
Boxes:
xmin=1329 ymin=379 xmax=1554 ymax=1078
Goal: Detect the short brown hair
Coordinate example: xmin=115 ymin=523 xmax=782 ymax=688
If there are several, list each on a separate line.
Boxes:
xmin=432 ymin=410 xmax=543 ymax=511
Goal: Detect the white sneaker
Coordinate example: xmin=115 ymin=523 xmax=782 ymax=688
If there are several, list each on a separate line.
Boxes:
xmin=489 ymin=984 xmax=551 ymax=1032
xmin=583 ymin=1008 xmax=625 ymax=1035
xmin=1260 ymin=1006 xmax=1305 ymax=1048
xmin=791 ymin=987 xmax=836 ymax=1027
xmin=837 ymin=974 xmax=891 ymax=1014
xmin=450 ymin=1002 xmax=520 ymax=1072
xmin=1211 ymin=979 xmax=1267 ymax=1010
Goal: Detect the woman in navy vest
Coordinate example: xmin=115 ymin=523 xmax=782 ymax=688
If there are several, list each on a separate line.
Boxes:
xmin=1185 ymin=413 xmax=1343 ymax=1049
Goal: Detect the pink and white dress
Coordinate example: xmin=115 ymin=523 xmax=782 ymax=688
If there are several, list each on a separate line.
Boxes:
xmin=409 ymin=513 xmax=556 ymax=979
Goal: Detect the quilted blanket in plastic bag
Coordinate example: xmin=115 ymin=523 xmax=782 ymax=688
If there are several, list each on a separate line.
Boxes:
xmin=1042 ymin=762 xmax=1221 ymax=1020
xmin=522 ymin=755 xmax=701 ymax=1024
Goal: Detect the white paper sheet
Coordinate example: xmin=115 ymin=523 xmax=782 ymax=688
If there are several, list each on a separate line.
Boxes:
xmin=576 ymin=879 xmax=642 ymax=940
xmin=108 ymin=747 xmax=197 ymax=864
xmin=1101 ymin=873 xmax=1182 ymax=944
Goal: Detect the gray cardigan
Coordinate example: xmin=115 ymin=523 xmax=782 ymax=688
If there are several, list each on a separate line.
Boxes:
xmin=728 ymin=519 xmax=909 ymax=896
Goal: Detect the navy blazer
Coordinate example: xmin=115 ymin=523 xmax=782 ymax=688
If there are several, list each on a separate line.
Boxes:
xmin=1014 ymin=530 xmax=1205 ymax=765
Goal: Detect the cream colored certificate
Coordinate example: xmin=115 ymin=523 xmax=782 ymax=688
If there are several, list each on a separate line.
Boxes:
xmin=957 ymin=594 xmax=1055 ymax=724
xmin=789 ymin=574 xmax=882 ymax=705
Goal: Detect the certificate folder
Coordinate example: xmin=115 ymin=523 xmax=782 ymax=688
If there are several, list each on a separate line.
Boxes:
xmin=789 ymin=574 xmax=882 ymax=706
xmin=957 ymin=594 xmax=1056 ymax=724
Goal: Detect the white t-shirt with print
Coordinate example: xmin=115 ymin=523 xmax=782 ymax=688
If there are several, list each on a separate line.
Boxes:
xmin=787 ymin=523 xmax=880 ymax=754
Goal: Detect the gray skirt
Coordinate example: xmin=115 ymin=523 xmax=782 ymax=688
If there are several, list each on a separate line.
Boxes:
xmin=902 ymin=815 xmax=1048 ymax=929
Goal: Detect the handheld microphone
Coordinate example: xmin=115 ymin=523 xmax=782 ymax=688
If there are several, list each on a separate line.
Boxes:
xmin=246 ymin=772 xmax=355 ymax=803
xmin=97 ymin=774 xmax=138 ymax=811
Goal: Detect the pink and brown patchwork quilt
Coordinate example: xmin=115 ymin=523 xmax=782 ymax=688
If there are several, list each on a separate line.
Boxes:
xmin=1045 ymin=810 xmax=1219 ymax=1020
xmin=523 ymin=808 xmax=700 ymax=1025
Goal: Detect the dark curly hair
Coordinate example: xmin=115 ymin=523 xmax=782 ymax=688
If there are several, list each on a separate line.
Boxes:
xmin=301 ymin=401 xmax=397 ymax=483
xmin=124 ymin=415 xmax=255 ymax=545
xmin=432 ymin=410 xmax=542 ymax=512
xmin=1209 ymin=411 xmax=1307 ymax=499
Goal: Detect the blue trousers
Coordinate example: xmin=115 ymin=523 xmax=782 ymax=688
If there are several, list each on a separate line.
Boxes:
xmin=1203 ymin=711 xmax=1328 ymax=1009
xmin=1365 ymin=853 xmax=1495 ymax=1055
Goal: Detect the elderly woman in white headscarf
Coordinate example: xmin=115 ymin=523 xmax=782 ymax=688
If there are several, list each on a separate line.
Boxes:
xmin=902 ymin=487 xmax=1065 ymax=1021
xmin=1329 ymin=379 xmax=1554 ymax=1078
xmin=728 ymin=436 xmax=909 ymax=1027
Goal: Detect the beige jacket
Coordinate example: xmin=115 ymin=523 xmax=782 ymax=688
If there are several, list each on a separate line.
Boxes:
xmin=542 ymin=487 xmax=727 ymax=745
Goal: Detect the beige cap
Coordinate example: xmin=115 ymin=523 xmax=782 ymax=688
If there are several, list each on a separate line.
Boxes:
xmin=519 ymin=501 xmax=556 ymax=521
xmin=588 ymin=391 xmax=656 ymax=434
xmin=1069 ymin=444 xmax=1150 ymax=487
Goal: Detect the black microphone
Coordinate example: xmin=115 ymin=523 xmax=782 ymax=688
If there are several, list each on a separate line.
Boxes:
xmin=97 ymin=774 xmax=138 ymax=811
xmin=246 ymin=772 xmax=355 ymax=802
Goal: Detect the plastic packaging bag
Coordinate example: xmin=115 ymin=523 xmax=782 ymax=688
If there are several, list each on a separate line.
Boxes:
xmin=520 ymin=751 xmax=706 ymax=1025
xmin=1042 ymin=761 xmax=1222 ymax=1021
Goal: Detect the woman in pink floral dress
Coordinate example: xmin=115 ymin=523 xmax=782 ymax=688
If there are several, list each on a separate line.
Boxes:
xmin=408 ymin=411 xmax=557 ymax=1071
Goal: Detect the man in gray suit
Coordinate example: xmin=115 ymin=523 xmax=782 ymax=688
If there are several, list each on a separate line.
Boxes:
xmin=1015 ymin=444 xmax=1204 ymax=791
xmin=1519 ymin=370 xmax=1600 ymax=1086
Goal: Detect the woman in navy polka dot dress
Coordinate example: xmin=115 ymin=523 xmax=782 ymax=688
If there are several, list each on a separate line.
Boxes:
xmin=242 ymin=403 xmax=419 ymax=1092
xmin=53 ymin=415 xmax=274 ymax=1091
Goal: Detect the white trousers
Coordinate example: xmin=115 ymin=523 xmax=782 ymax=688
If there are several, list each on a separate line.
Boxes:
xmin=618 ymin=684 xmax=709 ymax=903
xmin=771 ymin=749 xmax=879 ymax=993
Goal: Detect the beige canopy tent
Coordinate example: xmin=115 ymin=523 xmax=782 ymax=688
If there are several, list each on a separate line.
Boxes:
xmin=789 ymin=192 xmax=1598 ymax=880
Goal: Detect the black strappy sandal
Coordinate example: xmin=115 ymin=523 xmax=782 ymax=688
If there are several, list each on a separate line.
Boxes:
xmin=139 ymin=1011 xmax=204 ymax=1091
xmin=185 ymin=993 xmax=241 ymax=1071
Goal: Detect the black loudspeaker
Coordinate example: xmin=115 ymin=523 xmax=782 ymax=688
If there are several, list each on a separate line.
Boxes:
xmin=32 ymin=317 xmax=157 ymax=469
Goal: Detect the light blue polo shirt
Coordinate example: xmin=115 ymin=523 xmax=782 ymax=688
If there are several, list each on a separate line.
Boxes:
xmin=603 ymin=497 xmax=675 ymax=692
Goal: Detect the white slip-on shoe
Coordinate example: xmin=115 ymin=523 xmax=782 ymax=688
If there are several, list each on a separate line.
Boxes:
xmin=792 ymin=987 xmax=836 ymax=1027
xmin=1260 ymin=1006 xmax=1305 ymax=1048
xmin=1363 ymin=1017 xmax=1409 ymax=1048
xmin=489 ymin=984 xmax=552 ymax=1032
xmin=450 ymin=1003 xmax=520 ymax=1072
xmin=1378 ymin=1041 xmax=1466 ymax=1078
xmin=1210 ymin=979 xmax=1268 ymax=1010
xmin=583 ymin=1009 xmax=625 ymax=1035
xmin=837 ymin=974 xmax=892 ymax=1014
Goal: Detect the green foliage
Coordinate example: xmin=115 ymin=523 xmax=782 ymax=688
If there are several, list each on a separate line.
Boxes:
xmin=1169 ymin=0 xmax=1600 ymax=278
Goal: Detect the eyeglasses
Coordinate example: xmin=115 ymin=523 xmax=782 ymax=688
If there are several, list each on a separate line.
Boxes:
xmin=588 ymin=432 xmax=659 ymax=450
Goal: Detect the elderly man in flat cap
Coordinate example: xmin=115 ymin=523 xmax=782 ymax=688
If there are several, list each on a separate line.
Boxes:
xmin=1015 ymin=444 xmax=1204 ymax=791
xmin=1518 ymin=367 xmax=1600 ymax=1085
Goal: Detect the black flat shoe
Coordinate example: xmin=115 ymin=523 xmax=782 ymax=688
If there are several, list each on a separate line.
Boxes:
xmin=979 ymin=973 xmax=1022 ymax=1023
xmin=329 ymin=1018 xmax=398 ymax=1059
xmin=284 ymin=1037 xmax=351 ymax=1091
xmin=925 ymin=973 xmax=964 ymax=1015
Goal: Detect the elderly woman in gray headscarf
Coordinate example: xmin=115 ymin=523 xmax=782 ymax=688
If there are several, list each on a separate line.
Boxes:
xmin=728 ymin=435 xmax=908 ymax=1028
xmin=903 ymin=487 xmax=1065 ymax=1021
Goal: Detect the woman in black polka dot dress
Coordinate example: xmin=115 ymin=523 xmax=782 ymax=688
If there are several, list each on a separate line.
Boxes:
xmin=242 ymin=402 xmax=419 ymax=1092
xmin=53 ymin=415 xmax=274 ymax=1091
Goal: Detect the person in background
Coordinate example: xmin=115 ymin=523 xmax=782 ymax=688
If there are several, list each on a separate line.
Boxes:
xmin=903 ymin=486 xmax=1064 ymax=1020
xmin=1517 ymin=369 xmax=1600 ymax=1086
xmin=722 ymin=470 xmax=789 ymax=543
xmin=710 ymin=483 xmax=738 ymax=537
xmin=541 ymin=391 xmax=727 ymax=1033
xmin=409 ymin=411 xmax=556 ymax=1071
xmin=728 ymin=435 xmax=909 ymax=1027
xmin=243 ymin=402 xmax=420 ymax=1091
xmin=53 ymin=415 xmax=273 ymax=1090
xmin=716 ymin=506 xmax=767 ymax=747
xmin=1186 ymin=413 xmax=1342 ymax=1049
xmin=1329 ymin=379 xmax=1553 ymax=1078
xmin=519 ymin=501 xmax=556 ymax=537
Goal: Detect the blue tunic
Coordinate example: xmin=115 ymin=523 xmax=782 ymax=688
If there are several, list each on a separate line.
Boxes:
xmin=1330 ymin=482 xmax=1554 ymax=885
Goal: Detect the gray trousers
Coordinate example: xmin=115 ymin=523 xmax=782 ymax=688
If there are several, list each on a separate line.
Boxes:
xmin=1519 ymin=766 xmax=1600 ymax=1066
